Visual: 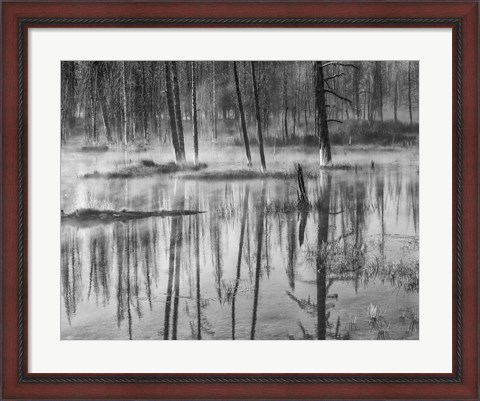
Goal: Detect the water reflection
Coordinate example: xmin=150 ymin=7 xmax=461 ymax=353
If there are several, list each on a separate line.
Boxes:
xmin=61 ymin=169 xmax=419 ymax=340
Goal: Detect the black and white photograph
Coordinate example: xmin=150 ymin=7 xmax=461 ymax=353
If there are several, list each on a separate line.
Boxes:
xmin=60 ymin=60 xmax=419 ymax=341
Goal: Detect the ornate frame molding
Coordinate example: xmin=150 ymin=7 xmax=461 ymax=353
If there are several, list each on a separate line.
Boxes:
xmin=15 ymin=16 xmax=463 ymax=385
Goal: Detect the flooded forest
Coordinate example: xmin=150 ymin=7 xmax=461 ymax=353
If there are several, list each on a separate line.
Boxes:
xmin=61 ymin=60 xmax=419 ymax=340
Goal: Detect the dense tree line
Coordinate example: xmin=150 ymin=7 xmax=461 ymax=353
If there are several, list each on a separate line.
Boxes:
xmin=61 ymin=61 xmax=419 ymax=166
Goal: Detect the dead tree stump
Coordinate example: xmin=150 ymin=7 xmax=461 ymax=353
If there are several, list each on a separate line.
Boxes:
xmin=296 ymin=164 xmax=310 ymax=209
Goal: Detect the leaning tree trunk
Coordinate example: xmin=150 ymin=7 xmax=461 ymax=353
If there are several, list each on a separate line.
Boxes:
xmin=164 ymin=62 xmax=181 ymax=162
xmin=171 ymin=62 xmax=186 ymax=161
xmin=316 ymin=62 xmax=332 ymax=166
xmin=233 ymin=62 xmax=252 ymax=166
xmin=191 ymin=62 xmax=199 ymax=165
xmin=99 ymin=93 xmax=112 ymax=143
xmin=250 ymin=62 xmax=267 ymax=172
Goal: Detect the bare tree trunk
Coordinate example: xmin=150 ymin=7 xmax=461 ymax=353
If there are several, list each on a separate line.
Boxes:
xmin=128 ymin=65 xmax=135 ymax=141
xmin=394 ymin=73 xmax=398 ymax=123
xmin=60 ymin=62 xmax=71 ymax=145
xmin=293 ymin=64 xmax=299 ymax=138
xmin=283 ymin=63 xmax=289 ymax=141
xmin=233 ymin=62 xmax=252 ymax=166
xmin=378 ymin=62 xmax=383 ymax=121
xmin=171 ymin=62 xmax=186 ymax=161
xmin=150 ymin=62 xmax=160 ymax=140
xmin=212 ymin=62 xmax=217 ymax=142
xmin=191 ymin=62 xmax=199 ymax=165
xmin=90 ymin=62 xmax=98 ymax=143
xmin=165 ymin=62 xmax=181 ymax=161
xmin=353 ymin=62 xmax=361 ymax=119
xmin=250 ymin=62 xmax=267 ymax=172
xmin=316 ymin=62 xmax=332 ymax=165
xmin=304 ymin=65 xmax=309 ymax=135
xmin=99 ymin=94 xmax=112 ymax=143
xmin=121 ymin=62 xmax=128 ymax=146
xmin=141 ymin=63 xmax=149 ymax=143
xmin=408 ymin=61 xmax=413 ymax=126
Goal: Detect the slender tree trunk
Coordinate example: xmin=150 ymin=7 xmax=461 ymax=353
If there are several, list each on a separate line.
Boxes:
xmin=90 ymin=62 xmax=98 ymax=143
xmin=99 ymin=94 xmax=112 ymax=143
xmin=191 ymin=62 xmax=199 ymax=165
xmin=316 ymin=62 xmax=332 ymax=165
xmin=293 ymin=66 xmax=298 ymax=138
xmin=121 ymin=62 xmax=128 ymax=146
xmin=250 ymin=62 xmax=267 ymax=172
xmin=60 ymin=62 xmax=70 ymax=145
xmin=394 ymin=74 xmax=398 ymax=123
xmin=353 ymin=62 xmax=361 ymax=119
xmin=368 ymin=77 xmax=373 ymax=121
xmin=171 ymin=62 xmax=186 ymax=161
xmin=128 ymin=65 xmax=135 ymax=141
xmin=363 ymin=91 xmax=367 ymax=120
xmin=165 ymin=62 xmax=181 ymax=161
xmin=212 ymin=62 xmax=217 ymax=142
xmin=67 ymin=61 xmax=76 ymax=138
xmin=233 ymin=62 xmax=252 ymax=166
xmin=378 ymin=62 xmax=383 ymax=121
xmin=304 ymin=63 xmax=311 ymax=134
xmin=283 ymin=63 xmax=289 ymax=141
xmin=408 ymin=61 xmax=413 ymax=126
xmin=141 ymin=63 xmax=149 ymax=143
xmin=149 ymin=63 xmax=159 ymax=140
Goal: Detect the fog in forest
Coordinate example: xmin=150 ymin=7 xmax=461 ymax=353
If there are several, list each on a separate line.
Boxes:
xmin=61 ymin=60 xmax=419 ymax=340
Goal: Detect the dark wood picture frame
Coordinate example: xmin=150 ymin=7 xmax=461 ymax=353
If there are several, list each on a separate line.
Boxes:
xmin=2 ymin=1 xmax=478 ymax=399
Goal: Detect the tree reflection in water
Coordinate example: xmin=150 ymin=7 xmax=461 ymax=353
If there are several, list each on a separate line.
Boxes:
xmin=61 ymin=169 xmax=419 ymax=340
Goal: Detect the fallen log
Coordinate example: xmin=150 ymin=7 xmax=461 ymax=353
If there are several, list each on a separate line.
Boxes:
xmin=61 ymin=208 xmax=204 ymax=227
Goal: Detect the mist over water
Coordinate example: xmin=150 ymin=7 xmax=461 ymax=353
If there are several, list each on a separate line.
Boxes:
xmin=61 ymin=145 xmax=419 ymax=340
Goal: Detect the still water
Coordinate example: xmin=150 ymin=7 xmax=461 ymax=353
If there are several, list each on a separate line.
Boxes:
xmin=61 ymin=148 xmax=419 ymax=340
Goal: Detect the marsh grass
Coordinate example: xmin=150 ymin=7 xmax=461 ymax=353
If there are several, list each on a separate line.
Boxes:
xmin=302 ymin=233 xmax=418 ymax=294
xmin=80 ymin=145 xmax=109 ymax=152
xmin=180 ymin=164 xmax=365 ymax=181
xmin=83 ymin=160 xmax=208 ymax=179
